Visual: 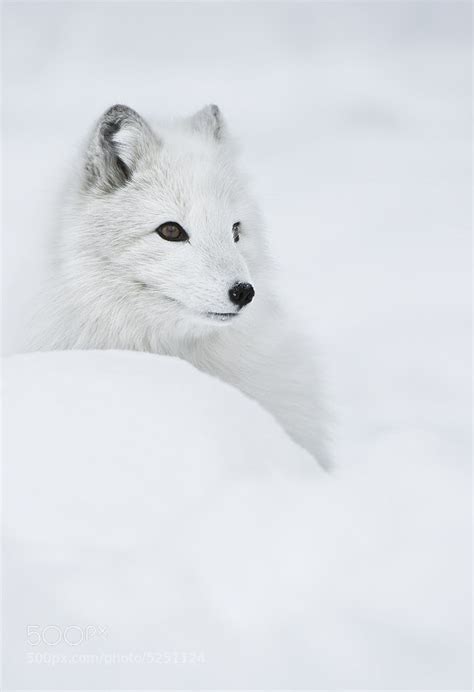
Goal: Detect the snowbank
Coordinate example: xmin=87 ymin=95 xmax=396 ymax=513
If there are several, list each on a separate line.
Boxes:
xmin=4 ymin=351 xmax=470 ymax=689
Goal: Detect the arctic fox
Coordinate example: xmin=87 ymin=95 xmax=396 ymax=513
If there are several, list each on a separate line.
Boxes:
xmin=32 ymin=104 xmax=330 ymax=468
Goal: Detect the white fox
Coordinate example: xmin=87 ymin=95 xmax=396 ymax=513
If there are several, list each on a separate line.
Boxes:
xmin=32 ymin=104 xmax=331 ymax=467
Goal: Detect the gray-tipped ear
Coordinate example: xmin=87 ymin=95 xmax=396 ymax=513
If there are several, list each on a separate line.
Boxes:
xmin=83 ymin=104 xmax=157 ymax=193
xmin=189 ymin=104 xmax=226 ymax=141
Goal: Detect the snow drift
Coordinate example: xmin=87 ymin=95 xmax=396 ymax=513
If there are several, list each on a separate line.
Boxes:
xmin=4 ymin=350 xmax=470 ymax=689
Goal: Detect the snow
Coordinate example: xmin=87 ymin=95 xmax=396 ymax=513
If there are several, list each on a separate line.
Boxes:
xmin=2 ymin=2 xmax=471 ymax=690
xmin=4 ymin=350 xmax=471 ymax=689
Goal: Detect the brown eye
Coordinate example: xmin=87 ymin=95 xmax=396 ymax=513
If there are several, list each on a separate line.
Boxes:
xmin=232 ymin=221 xmax=240 ymax=242
xmin=156 ymin=222 xmax=189 ymax=242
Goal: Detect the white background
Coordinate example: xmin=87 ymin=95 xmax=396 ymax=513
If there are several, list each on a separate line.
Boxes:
xmin=2 ymin=1 xmax=472 ymax=690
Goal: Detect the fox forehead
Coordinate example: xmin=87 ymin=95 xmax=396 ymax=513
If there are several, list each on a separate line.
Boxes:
xmin=141 ymin=137 xmax=241 ymax=200
xmin=108 ymin=154 xmax=243 ymax=232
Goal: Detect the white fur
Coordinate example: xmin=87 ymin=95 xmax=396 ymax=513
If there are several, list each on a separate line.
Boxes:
xmin=31 ymin=105 xmax=331 ymax=468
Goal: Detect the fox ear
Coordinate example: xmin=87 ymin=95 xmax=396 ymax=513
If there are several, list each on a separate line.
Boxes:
xmin=83 ymin=104 xmax=157 ymax=193
xmin=189 ymin=104 xmax=226 ymax=141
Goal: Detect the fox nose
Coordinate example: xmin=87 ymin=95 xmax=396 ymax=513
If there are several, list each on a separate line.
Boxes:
xmin=228 ymin=282 xmax=255 ymax=308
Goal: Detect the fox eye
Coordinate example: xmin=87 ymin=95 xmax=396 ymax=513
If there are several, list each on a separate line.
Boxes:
xmin=156 ymin=222 xmax=189 ymax=242
xmin=232 ymin=222 xmax=240 ymax=242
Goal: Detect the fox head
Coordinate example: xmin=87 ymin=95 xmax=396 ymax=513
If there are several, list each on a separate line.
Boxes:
xmin=63 ymin=104 xmax=266 ymax=335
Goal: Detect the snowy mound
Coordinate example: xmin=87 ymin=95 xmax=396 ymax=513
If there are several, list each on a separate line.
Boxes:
xmin=4 ymin=351 xmax=470 ymax=689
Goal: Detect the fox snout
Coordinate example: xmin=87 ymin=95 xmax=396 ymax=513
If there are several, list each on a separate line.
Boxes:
xmin=228 ymin=282 xmax=255 ymax=309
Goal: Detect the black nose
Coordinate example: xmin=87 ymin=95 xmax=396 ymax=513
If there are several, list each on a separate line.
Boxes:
xmin=228 ymin=282 xmax=255 ymax=308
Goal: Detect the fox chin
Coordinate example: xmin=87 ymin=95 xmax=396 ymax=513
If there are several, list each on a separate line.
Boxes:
xmin=31 ymin=103 xmax=331 ymax=468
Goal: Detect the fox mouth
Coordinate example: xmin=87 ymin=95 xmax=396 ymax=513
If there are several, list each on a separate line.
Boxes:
xmin=160 ymin=295 xmax=239 ymax=323
xmin=206 ymin=311 xmax=238 ymax=322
